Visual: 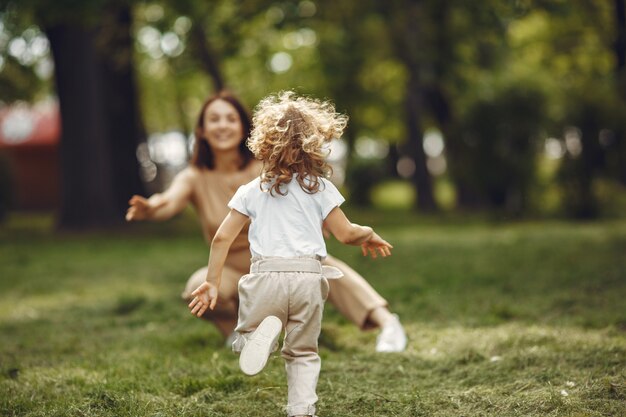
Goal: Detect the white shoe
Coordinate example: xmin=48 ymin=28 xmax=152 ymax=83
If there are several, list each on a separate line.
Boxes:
xmin=239 ymin=316 xmax=282 ymax=376
xmin=375 ymin=314 xmax=407 ymax=352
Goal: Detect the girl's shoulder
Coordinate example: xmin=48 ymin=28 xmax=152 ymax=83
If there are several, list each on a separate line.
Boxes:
xmin=317 ymin=176 xmax=340 ymax=192
xmin=231 ymin=176 xmax=262 ymax=204
xmin=317 ymin=177 xmax=344 ymax=202
xmin=239 ymin=176 xmax=262 ymax=193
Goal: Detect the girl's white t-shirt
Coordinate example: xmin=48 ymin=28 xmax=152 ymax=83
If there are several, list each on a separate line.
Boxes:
xmin=228 ymin=175 xmax=345 ymax=258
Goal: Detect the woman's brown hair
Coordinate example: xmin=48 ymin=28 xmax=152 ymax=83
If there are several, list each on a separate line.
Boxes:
xmin=191 ymin=91 xmax=254 ymax=170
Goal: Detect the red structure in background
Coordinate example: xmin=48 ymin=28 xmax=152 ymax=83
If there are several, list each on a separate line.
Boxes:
xmin=0 ymin=102 xmax=61 ymax=210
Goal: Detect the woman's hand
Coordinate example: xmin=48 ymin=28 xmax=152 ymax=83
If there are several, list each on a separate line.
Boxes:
xmin=361 ymin=232 xmax=393 ymax=259
xmin=188 ymin=282 xmax=219 ymax=317
xmin=125 ymin=195 xmax=166 ymax=221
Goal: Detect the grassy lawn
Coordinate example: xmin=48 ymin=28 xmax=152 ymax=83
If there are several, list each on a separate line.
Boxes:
xmin=1 ymin=210 xmax=625 ymax=416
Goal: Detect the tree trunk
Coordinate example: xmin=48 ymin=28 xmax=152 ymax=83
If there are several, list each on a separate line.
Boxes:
xmin=406 ymin=75 xmax=437 ymax=211
xmin=100 ymin=6 xmax=146 ymax=215
xmin=425 ymin=0 xmax=478 ymax=209
xmin=397 ymin=0 xmax=437 ymax=211
xmin=614 ymin=0 xmax=626 ymax=184
xmin=190 ymin=23 xmax=225 ymax=91
xmin=47 ymin=23 xmax=119 ymax=229
xmin=47 ymin=4 xmax=145 ymax=229
xmin=615 ymin=0 xmax=626 ymax=72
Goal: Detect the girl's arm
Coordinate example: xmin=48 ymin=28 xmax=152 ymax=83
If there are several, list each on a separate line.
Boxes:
xmin=126 ymin=169 xmax=194 ymax=222
xmin=188 ymin=209 xmax=249 ymax=316
xmin=323 ymin=207 xmax=392 ymax=258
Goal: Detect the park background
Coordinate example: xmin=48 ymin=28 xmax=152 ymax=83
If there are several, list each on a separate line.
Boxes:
xmin=0 ymin=0 xmax=625 ymax=416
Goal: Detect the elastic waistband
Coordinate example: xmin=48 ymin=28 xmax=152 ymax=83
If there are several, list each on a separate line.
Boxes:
xmin=250 ymin=257 xmax=343 ymax=279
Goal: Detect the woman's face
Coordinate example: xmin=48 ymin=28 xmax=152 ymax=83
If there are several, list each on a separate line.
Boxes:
xmin=202 ymin=99 xmax=244 ymax=152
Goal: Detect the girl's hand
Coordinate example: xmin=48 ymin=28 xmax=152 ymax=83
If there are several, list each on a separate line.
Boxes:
xmin=188 ymin=282 xmax=219 ymax=317
xmin=125 ymin=195 xmax=165 ymax=221
xmin=361 ymin=232 xmax=393 ymax=259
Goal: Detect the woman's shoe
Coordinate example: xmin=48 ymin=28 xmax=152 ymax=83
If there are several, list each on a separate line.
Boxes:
xmin=375 ymin=314 xmax=407 ymax=352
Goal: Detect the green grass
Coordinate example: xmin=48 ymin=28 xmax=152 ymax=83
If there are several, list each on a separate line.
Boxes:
xmin=1 ymin=211 xmax=625 ymax=416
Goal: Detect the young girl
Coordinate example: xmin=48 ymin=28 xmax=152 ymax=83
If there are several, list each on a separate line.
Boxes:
xmin=188 ymin=91 xmax=392 ymax=417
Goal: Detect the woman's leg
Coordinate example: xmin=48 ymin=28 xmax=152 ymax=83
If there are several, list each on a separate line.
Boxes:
xmin=322 ymin=255 xmax=388 ymax=329
xmin=323 ymin=254 xmax=407 ymax=352
xmin=182 ymin=266 xmax=239 ymax=337
xmin=368 ymin=306 xmax=398 ymax=328
xmin=181 ymin=249 xmax=252 ymax=338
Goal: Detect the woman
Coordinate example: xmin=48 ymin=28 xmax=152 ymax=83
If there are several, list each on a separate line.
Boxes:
xmin=126 ymin=91 xmax=406 ymax=352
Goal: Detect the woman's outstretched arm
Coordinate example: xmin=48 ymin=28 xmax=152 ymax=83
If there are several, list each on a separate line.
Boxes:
xmin=126 ymin=168 xmax=194 ymax=222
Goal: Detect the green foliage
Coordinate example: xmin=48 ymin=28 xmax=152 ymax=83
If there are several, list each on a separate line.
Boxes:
xmin=556 ymin=85 xmax=622 ymax=218
xmin=344 ymin=157 xmax=389 ymax=206
xmin=0 ymin=55 xmax=44 ymax=102
xmin=444 ymin=1 xmax=625 ymax=216
xmin=1 ymin=0 xmax=625 ymax=217
xmin=0 ymin=8 xmax=54 ymax=102
xmin=451 ymin=84 xmax=547 ymax=213
xmin=4 ymin=0 xmax=126 ymax=26
xmin=370 ymin=180 xmax=416 ymax=210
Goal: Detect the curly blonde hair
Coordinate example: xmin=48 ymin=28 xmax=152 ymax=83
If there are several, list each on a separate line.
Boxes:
xmin=247 ymin=91 xmax=348 ymax=196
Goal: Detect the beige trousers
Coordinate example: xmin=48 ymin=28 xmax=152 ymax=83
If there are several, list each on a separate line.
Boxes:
xmin=182 ymin=249 xmax=387 ymax=333
xmin=232 ymin=257 xmax=336 ymax=417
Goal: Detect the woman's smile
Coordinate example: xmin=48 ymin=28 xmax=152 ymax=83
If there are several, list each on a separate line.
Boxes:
xmin=203 ymin=99 xmax=244 ymax=151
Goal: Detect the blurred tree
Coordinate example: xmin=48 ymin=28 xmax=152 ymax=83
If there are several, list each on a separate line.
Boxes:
xmin=188 ymin=15 xmax=225 ymax=92
xmin=2 ymin=0 xmax=624 ymax=218
xmin=135 ymin=0 xmax=272 ymax=134
xmin=432 ymin=2 xmax=544 ymax=212
xmin=0 ymin=154 xmax=11 ymax=220
xmin=312 ymin=1 xmax=406 ymax=202
xmin=557 ymin=90 xmax=617 ymax=218
xmin=379 ymin=0 xmax=437 ymax=212
xmin=520 ymin=0 xmax=624 ymax=217
xmin=313 ymin=0 xmax=367 ymax=155
xmin=612 ymin=0 xmax=626 ymax=185
xmin=456 ymin=86 xmax=546 ymax=214
xmin=161 ymin=0 xmax=263 ymax=92
xmin=0 ymin=11 xmax=53 ymax=102
xmin=435 ymin=1 xmax=510 ymax=209
xmin=373 ymin=0 xmax=523 ymax=211
xmin=1 ymin=0 xmax=146 ymax=229
xmin=0 ymin=55 xmax=45 ymax=103
xmin=441 ymin=0 xmax=623 ymax=216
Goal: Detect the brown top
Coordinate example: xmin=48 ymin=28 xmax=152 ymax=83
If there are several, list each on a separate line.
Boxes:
xmin=165 ymin=160 xmax=262 ymax=250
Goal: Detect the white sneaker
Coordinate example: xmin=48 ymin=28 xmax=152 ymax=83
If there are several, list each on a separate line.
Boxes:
xmin=239 ymin=316 xmax=282 ymax=376
xmin=375 ymin=314 xmax=407 ymax=353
